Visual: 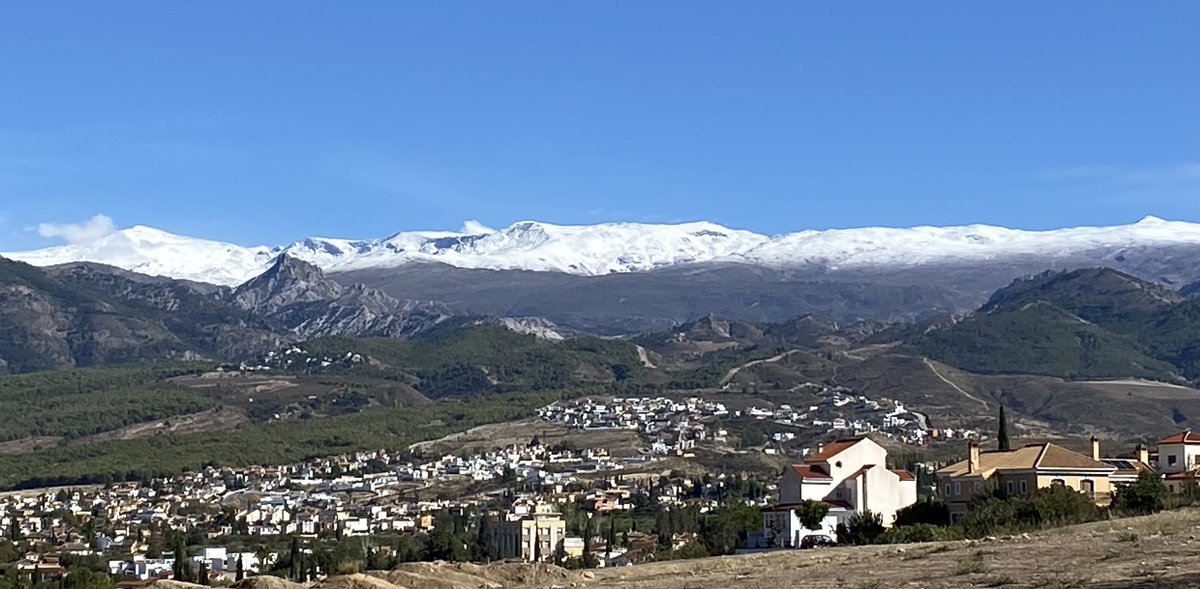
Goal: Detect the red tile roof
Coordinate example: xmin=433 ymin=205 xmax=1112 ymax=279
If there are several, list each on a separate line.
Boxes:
xmin=790 ymin=464 xmax=833 ymax=480
xmin=1163 ymin=471 xmax=1200 ymax=481
xmin=891 ymin=469 xmax=917 ymax=481
xmin=804 ymin=438 xmax=863 ymax=463
xmin=1156 ymin=430 xmax=1200 ymax=445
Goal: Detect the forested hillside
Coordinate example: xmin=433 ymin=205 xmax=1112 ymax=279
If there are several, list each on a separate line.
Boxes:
xmin=290 ymin=325 xmax=644 ymax=396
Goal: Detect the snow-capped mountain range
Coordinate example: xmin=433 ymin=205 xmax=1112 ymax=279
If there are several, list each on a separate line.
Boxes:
xmin=5 ymin=216 xmax=1200 ymax=287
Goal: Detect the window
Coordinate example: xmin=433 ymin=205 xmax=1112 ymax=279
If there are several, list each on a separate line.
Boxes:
xmin=1081 ymin=479 xmax=1095 ymax=497
xmin=953 ymin=482 xmax=961 ymax=496
xmin=1006 ymin=481 xmax=1014 ymax=495
xmin=1169 ymin=455 xmax=1178 ymax=465
xmin=973 ymin=481 xmax=982 ymax=494
xmin=1019 ymin=481 xmax=1028 ymax=494
xmin=1051 ymin=479 xmax=1065 ymax=487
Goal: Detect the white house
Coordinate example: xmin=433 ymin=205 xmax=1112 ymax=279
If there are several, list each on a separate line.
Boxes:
xmin=758 ymin=437 xmax=917 ymax=548
xmin=1155 ymin=430 xmax=1200 ymax=493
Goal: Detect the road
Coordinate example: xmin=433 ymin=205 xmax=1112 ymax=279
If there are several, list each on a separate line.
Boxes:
xmin=719 ymin=350 xmax=802 ymax=385
xmin=923 ymin=357 xmax=990 ymax=408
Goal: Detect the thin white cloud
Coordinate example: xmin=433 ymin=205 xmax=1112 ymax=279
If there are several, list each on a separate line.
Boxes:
xmin=1118 ymin=162 xmax=1200 ymax=184
xmin=1036 ymin=161 xmax=1200 ymax=184
xmin=37 ymin=214 xmax=116 ymax=245
xmin=459 ymin=220 xmax=495 ymax=234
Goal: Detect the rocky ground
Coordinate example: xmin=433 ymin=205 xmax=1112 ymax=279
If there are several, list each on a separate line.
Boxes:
xmin=156 ymin=508 xmax=1200 ymax=589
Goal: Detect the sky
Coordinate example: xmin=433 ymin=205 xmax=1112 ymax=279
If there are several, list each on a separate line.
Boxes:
xmin=1 ymin=1 xmax=1198 ymax=249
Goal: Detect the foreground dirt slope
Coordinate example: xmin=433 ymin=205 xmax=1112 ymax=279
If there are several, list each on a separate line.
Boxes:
xmin=580 ymin=508 xmax=1200 ymax=589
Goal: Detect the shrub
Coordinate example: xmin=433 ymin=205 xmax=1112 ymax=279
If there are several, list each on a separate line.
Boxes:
xmin=880 ymin=523 xmax=956 ymax=544
xmin=793 ymin=500 xmax=830 ymax=531
xmin=956 ymin=486 xmax=1099 ymax=538
xmin=894 ymin=497 xmax=950 ymax=527
xmin=839 ymin=510 xmax=885 ymax=545
xmin=1113 ymin=471 xmax=1169 ymax=515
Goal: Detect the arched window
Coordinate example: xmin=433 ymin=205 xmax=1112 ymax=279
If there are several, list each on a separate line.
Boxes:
xmin=1081 ymin=479 xmax=1095 ymax=497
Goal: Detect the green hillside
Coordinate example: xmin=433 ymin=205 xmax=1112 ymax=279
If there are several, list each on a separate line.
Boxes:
xmin=905 ymin=302 xmax=1180 ymax=382
xmin=296 ymin=325 xmax=644 ymax=396
xmin=0 ymin=388 xmax=583 ymax=489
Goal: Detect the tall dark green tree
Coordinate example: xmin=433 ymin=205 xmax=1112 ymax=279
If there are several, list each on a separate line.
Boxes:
xmin=605 ymin=516 xmax=617 ymax=559
xmin=172 ymin=539 xmax=187 ymax=581
xmin=475 ymin=515 xmax=492 ymax=562
xmin=236 ymin=556 xmax=245 ymax=582
xmin=288 ymin=536 xmax=301 ymax=580
xmin=997 ymin=406 xmax=1011 ymax=451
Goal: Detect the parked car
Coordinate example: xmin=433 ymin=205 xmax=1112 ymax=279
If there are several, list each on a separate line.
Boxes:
xmin=799 ymin=534 xmax=837 ymax=549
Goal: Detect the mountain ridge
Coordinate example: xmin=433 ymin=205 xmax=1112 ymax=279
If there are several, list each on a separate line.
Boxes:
xmin=7 ymin=216 xmax=1200 ymax=286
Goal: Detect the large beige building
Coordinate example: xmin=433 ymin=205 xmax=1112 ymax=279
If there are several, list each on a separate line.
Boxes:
xmin=490 ymin=504 xmax=567 ymax=562
xmin=937 ymin=440 xmax=1127 ymax=521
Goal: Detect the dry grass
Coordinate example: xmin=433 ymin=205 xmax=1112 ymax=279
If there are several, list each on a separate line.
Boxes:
xmin=570 ymin=508 xmax=1200 ymax=589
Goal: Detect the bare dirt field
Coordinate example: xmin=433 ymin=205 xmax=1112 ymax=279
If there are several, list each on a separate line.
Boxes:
xmin=410 ymin=418 xmax=643 ymax=458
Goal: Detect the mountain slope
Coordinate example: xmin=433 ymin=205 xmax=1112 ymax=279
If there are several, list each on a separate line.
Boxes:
xmin=904 ymin=301 xmax=1180 ymax=382
xmin=232 ymin=255 xmax=451 ymax=339
xmin=0 ymin=256 xmax=452 ymax=373
xmin=982 ymin=268 xmax=1184 ymax=321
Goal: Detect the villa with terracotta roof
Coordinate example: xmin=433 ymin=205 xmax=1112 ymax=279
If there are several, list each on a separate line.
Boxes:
xmin=937 ymin=439 xmax=1122 ymax=521
xmin=1155 ymin=430 xmax=1200 ymax=493
xmin=758 ymin=437 xmax=917 ymax=548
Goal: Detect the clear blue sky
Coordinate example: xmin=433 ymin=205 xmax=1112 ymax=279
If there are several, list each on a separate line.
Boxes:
xmin=1 ymin=2 xmax=1198 ymax=248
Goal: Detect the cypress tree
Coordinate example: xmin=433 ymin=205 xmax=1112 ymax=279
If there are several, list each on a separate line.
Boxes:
xmin=172 ymin=540 xmax=187 ymax=581
xmin=236 ymin=556 xmax=245 ymax=581
xmin=998 ymin=406 xmax=1011 ymax=451
xmin=475 ymin=515 xmax=492 ymax=562
xmin=605 ymin=516 xmax=616 ymax=559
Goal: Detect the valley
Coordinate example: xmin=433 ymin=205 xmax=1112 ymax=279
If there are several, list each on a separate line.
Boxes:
xmin=6 ymin=228 xmax=1200 ymax=587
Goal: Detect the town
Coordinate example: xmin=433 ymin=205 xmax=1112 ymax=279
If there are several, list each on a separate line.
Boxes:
xmin=3 ymin=398 xmax=1199 ymax=588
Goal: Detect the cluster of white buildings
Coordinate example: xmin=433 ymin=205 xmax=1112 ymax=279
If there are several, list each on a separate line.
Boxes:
xmin=539 ymin=397 xmax=734 ymax=456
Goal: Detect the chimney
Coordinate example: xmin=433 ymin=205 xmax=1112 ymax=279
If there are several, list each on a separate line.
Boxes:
xmin=816 ymin=442 xmax=825 ymax=455
xmin=1090 ymin=436 xmax=1101 ymax=461
xmin=968 ymin=440 xmax=980 ymax=474
xmin=1137 ymin=443 xmax=1150 ymax=465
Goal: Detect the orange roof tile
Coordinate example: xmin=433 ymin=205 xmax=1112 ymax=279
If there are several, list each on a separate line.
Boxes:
xmin=804 ymin=438 xmax=863 ymax=463
xmin=891 ymin=469 xmax=916 ymax=481
xmin=1156 ymin=430 xmax=1200 ymax=445
xmin=790 ymin=464 xmax=832 ymax=480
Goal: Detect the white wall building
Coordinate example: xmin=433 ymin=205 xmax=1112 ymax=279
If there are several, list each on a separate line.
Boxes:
xmin=759 ymin=437 xmax=917 ymax=548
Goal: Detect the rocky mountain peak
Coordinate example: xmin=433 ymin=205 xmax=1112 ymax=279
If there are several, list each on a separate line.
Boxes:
xmin=232 ymin=255 xmax=343 ymax=313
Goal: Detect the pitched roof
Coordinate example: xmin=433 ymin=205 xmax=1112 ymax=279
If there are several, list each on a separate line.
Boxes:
xmin=891 ymin=469 xmax=916 ymax=481
xmin=789 ymin=464 xmax=832 ymax=480
xmin=804 ymin=438 xmax=863 ymax=463
xmin=937 ymin=443 xmax=1114 ymax=477
xmin=1036 ymin=444 xmax=1114 ymax=470
xmin=1156 ymin=430 xmax=1200 ymax=445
